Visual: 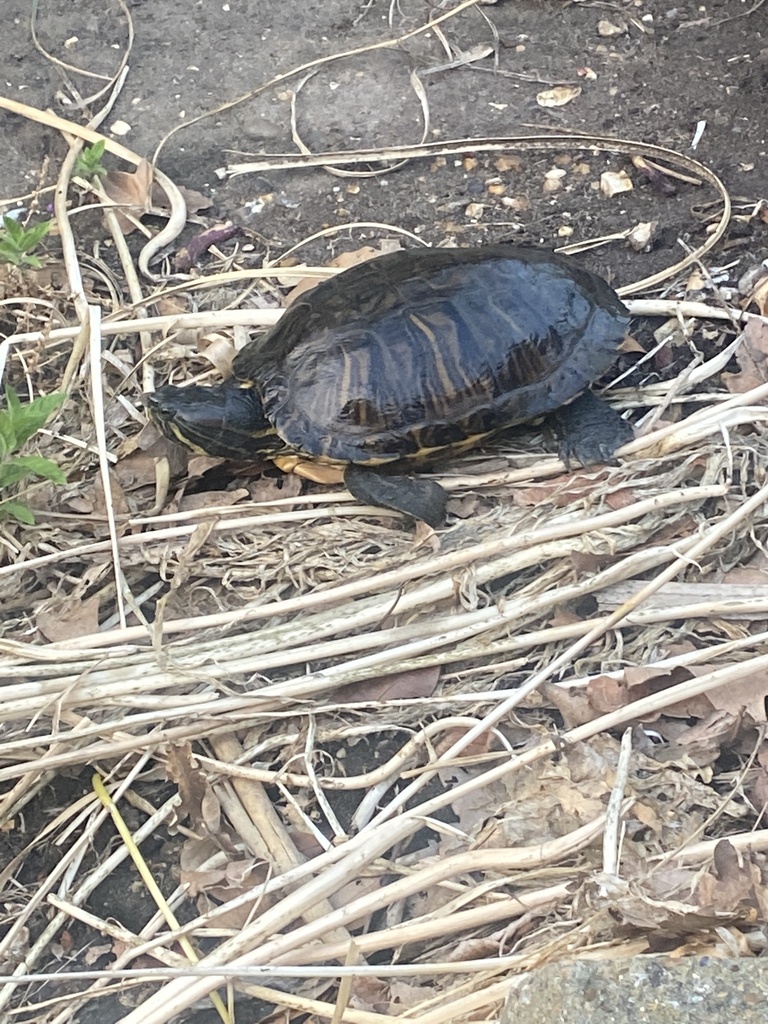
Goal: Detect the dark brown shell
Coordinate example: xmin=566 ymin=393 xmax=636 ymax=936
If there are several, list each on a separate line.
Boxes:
xmin=234 ymin=245 xmax=630 ymax=465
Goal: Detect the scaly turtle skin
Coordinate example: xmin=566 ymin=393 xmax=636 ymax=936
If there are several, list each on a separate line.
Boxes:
xmin=146 ymin=245 xmax=632 ymax=526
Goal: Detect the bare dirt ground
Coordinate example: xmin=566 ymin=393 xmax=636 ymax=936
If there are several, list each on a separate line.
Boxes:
xmin=4 ymin=0 xmax=768 ymax=279
xmin=2 ymin=2 xmax=768 ymax=1023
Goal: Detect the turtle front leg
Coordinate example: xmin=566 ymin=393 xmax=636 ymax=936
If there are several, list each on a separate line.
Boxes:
xmin=552 ymin=391 xmax=633 ymax=467
xmin=344 ymin=465 xmax=447 ymax=528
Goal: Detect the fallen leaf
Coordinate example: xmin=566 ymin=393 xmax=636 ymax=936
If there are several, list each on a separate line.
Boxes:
xmin=115 ymin=444 xmax=188 ymax=489
xmin=198 ymin=332 xmax=237 ymax=376
xmin=536 ymin=684 xmax=598 ymax=733
xmin=285 ymin=245 xmax=383 ymax=303
xmin=744 ymin=275 xmax=768 ymax=316
xmin=536 ymin=85 xmax=582 ymax=107
xmin=178 ymin=488 xmax=250 ymax=512
xmin=723 ymin=317 xmax=768 ymax=392
xmin=248 ymin=470 xmax=305 ymax=503
xmin=151 ymin=182 xmax=211 ymax=214
xmin=706 ymin=674 xmax=768 ymax=722
xmin=619 ymin=333 xmax=647 ymax=354
xmin=37 ymin=594 xmax=101 ymax=642
xmin=340 ymin=666 xmax=441 ymax=704
xmin=102 ymin=159 xmax=154 ymax=233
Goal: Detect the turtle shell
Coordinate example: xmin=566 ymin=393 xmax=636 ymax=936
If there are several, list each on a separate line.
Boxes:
xmin=234 ymin=245 xmax=630 ymax=465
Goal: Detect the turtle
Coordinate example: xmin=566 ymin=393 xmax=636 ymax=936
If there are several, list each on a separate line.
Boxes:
xmin=145 ymin=245 xmax=632 ymax=527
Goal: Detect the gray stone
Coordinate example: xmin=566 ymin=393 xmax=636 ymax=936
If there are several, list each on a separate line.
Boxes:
xmin=505 ymin=958 xmax=767 ymax=1024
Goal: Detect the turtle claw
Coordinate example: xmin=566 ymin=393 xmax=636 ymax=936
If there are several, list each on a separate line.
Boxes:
xmin=554 ymin=391 xmax=633 ymax=468
xmin=344 ymin=465 xmax=447 ymax=528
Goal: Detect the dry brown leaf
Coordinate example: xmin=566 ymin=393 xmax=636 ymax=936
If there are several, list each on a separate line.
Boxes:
xmin=723 ymin=317 xmax=768 ymax=392
xmin=632 ymin=800 xmax=666 ymax=835
xmin=248 ymin=470 xmax=304 ymax=504
xmin=37 ymin=594 xmax=101 ymax=642
xmin=350 ymin=977 xmax=426 ymax=1015
xmin=285 ymin=245 xmax=384 ymax=304
xmin=585 ymin=670 xmax=659 ymax=718
xmin=512 ymin=469 xmax=618 ymax=508
xmin=434 ymin=726 xmax=500 ymax=758
xmin=749 ymin=742 xmax=768 ymax=810
xmin=619 ymin=334 xmax=647 ymax=354
xmin=186 ymin=454 xmax=225 ymax=478
xmin=165 ymin=743 xmax=211 ymax=829
xmin=151 ymin=181 xmax=212 ymax=214
xmin=153 ymin=294 xmax=202 ymax=346
xmin=705 ymin=674 xmax=768 ymax=722
xmin=541 ymin=682 xmax=597 ymax=729
xmin=198 ymin=332 xmax=237 ymax=376
xmin=341 ymin=665 xmax=440 ymax=704
xmin=675 ymin=709 xmax=744 ymax=764
xmin=115 ymin=445 xmax=187 ymax=490
xmin=89 ymin=470 xmax=130 ymax=520
xmin=101 ymin=159 xmax=154 ymax=233
xmin=178 ymin=488 xmax=250 ymax=512
xmin=329 ymin=875 xmax=383 ymax=912
xmin=695 ymin=841 xmax=765 ymax=919
xmin=201 ymin=787 xmax=222 ymax=835
xmin=536 ymin=85 xmax=582 ymax=107
xmin=587 ymin=867 xmax=738 ymax=933
xmin=84 ymin=942 xmax=114 ymax=965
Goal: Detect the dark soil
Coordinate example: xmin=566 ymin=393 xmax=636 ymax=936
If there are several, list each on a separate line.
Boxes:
xmin=3 ymin=0 xmax=767 ymax=285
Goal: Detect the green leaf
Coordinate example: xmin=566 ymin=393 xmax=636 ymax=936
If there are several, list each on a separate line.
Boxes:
xmin=20 ymin=220 xmax=51 ymax=248
xmin=0 ymin=244 xmax=24 ymax=267
xmin=0 ymin=499 xmax=35 ymax=524
xmin=0 ymin=454 xmax=67 ymax=487
xmin=0 ymin=409 xmax=17 ymax=455
xmin=1 ymin=216 xmax=23 ymax=242
xmin=0 ymin=216 xmax=52 ymax=267
xmin=75 ymin=141 xmax=108 ymax=179
xmin=2 ymin=387 xmax=66 ymax=448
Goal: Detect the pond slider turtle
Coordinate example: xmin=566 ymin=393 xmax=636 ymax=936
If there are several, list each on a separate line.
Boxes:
xmin=146 ymin=245 xmax=632 ymax=527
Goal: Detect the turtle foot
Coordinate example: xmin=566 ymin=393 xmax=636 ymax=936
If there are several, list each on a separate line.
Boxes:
xmin=344 ymin=465 xmax=447 ymax=528
xmin=553 ymin=391 xmax=633 ymax=468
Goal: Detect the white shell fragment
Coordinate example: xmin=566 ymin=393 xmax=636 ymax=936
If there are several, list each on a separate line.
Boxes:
xmin=600 ymin=170 xmax=633 ymax=197
xmin=536 ymin=85 xmax=582 ymax=108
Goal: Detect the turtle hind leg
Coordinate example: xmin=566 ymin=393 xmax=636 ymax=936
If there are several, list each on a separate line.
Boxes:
xmin=344 ymin=464 xmax=447 ymax=528
xmin=553 ymin=391 xmax=633 ymax=467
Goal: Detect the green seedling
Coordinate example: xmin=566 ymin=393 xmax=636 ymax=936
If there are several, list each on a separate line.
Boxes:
xmin=74 ymin=140 xmax=108 ymax=180
xmin=0 ymin=216 xmax=52 ymax=269
xmin=0 ymin=387 xmax=67 ymax=524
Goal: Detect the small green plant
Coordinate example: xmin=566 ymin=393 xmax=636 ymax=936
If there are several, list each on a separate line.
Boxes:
xmin=0 ymin=387 xmax=67 ymax=524
xmin=74 ymin=140 xmax=108 ymax=180
xmin=0 ymin=216 xmax=51 ymax=269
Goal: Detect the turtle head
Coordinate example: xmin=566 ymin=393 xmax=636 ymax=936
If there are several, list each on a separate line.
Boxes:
xmin=145 ymin=382 xmax=281 ymax=459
